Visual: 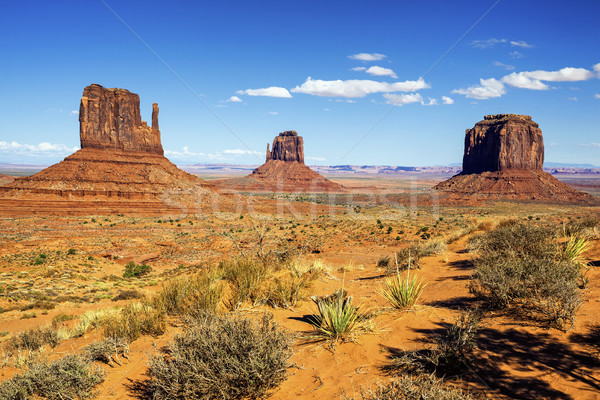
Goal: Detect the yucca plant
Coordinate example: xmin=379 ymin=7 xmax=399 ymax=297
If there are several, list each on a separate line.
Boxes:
xmin=562 ymin=235 xmax=589 ymax=266
xmin=308 ymin=290 xmax=367 ymax=342
xmin=382 ymin=250 xmax=426 ymax=309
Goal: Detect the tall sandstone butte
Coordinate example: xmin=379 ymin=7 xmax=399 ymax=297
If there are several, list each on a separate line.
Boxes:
xmin=0 ymin=84 xmax=212 ymax=214
xmin=79 ymin=84 xmax=163 ymax=155
xmin=267 ymin=131 xmax=304 ymax=163
xmin=434 ymin=114 xmax=593 ymax=203
xmin=462 ymin=114 xmax=543 ymax=174
xmin=214 ymin=130 xmax=343 ymax=192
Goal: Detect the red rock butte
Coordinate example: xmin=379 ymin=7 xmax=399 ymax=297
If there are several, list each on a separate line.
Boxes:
xmin=0 ymin=84 xmax=213 ymax=215
xmin=214 ymin=131 xmax=344 ymax=192
xmin=434 ymin=114 xmax=593 ymax=203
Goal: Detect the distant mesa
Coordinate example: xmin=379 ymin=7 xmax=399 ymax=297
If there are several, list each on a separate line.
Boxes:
xmin=0 ymin=84 xmax=211 ymax=214
xmin=214 ymin=130 xmax=344 ymax=192
xmin=434 ymin=114 xmax=593 ymax=203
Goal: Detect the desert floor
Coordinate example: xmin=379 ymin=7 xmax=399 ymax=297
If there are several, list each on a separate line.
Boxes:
xmin=0 ymin=173 xmax=599 ymax=399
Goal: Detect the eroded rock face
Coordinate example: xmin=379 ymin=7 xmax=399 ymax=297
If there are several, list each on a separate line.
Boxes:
xmin=462 ymin=114 xmax=543 ymax=174
xmin=267 ymin=131 xmax=304 ymax=163
xmin=79 ymin=84 xmax=163 ymax=155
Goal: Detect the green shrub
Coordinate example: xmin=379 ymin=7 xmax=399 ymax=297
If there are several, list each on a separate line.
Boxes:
xmin=381 ymin=272 xmax=426 ymax=310
xmin=146 ymin=313 xmax=292 ymax=400
xmin=67 ymin=248 xmax=76 ymax=255
xmin=123 ymin=262 xmax=152 ymax=278
xmin=308 ymin=290 xmax=371 ymax=342
xmin=0 ymin=354 xmax=105 ymax=400
xmin=469 ymin=222 xmax=583 ymax=330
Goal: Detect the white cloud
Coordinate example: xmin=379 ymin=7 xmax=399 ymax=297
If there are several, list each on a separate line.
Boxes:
xmin=423 ymin=97 xmax=438 ymax=106
xmin=501 ymin=73 xmax=548 ymax=90
xmin=165 ymin=146 xmax=202 ymax=158
xmin=502 ymin=67 xmax=596 ymax=90
xmin=582 ymin=143 xmax=600 ymax=148
xmin=223 ymin=149 xmax=260 ymax=155
xmin=594 ymin=93 xmax=600 ymax=99
xmin=236 ymin=87 xmax=292 ymax=98
xmin=594 ymin=63 xmax=600 ymax=76
xmin=493 ymin=61 xmax=515 ymax=70
xmin=568 ymin=97 xmax=579 ymax=102
xmin=0 ymin=141 xmax=78 ymax=156
xmin=291 ymin=77 xmax=429 ymax=98
xmin=306 ymin=156 xmax=326 ymax=162
xmin=268 ymin=111 xmax=278 ymax=115
xmin=227 ymin=95 xmax=242 ymax=102
xmin=471 ymin=38 xmax=507 ymax=49
xmin=70 ymin=110 xmax=78 ymax=115
xmin=510 ymin=40 xmax=533 ymax=48
xmin=365 ymin=66 xmax=397 ymax=78
xmin=348 ymin=53 xmax=386 ymax=61
xmin=351 ymin=67 xmax=366 ymax=71
xmin=324 ymin=108 xmax=331 ymax=111
xmin=510 ymin=51 xmax=523 ymax=59
xmin=383 ymin=93 xmax=423 ymax=106
xmin=441 ymin=96 xmax=454 ymax=104
xmin=452 ymin=78 xmax=506 ymax=100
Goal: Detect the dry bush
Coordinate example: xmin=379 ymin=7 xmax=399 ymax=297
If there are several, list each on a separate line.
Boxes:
xmin=4 ymin=327 xmax=61 ymax=356
xmin=112 ymin=289 xmax=145 ymax=302
xmin=146 ymin=312 xmax=292 ymax=400
xmin=265 ymin=273 xmax=317 ymax=309
xmin=386 ymin=309 xmax=481 ymax=376
xmin=153 ymin=273 xmax=223 ymax=317
xmin=354 ymin=374 xmax=476 ymax=400
xmin=83 ymin=337 xmax=129 ymax=366
xmin=222 ymin=258 xmax=271 ymax=309
xmin=0 ymin=354 xmax=105 ymax=400
xmin=469 ymin=222 xmax=583 ymax=330
xmin=102 ymin=302 xmax=165 ymax=341
xmin=563 ymin=217 xmax=599 ymax=237
xmin=389 ymin=238 xmax=447 ymax=274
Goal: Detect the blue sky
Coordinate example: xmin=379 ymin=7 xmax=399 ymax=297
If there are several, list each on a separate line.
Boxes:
xmin=0 ymin=0 xmax=598 ymax=166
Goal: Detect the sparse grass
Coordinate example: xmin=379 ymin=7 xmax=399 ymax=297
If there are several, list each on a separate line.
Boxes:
xmin=112 ymin=289 xmax=145 ymax=302
xmin=0 ymin=354 xmax=105 ymax=400
xmin=153 ymin=273 xmax=223 ymax=317
xmin=101 ymin=302 xmax=165 ymax=342
xmin=308 ymin=290 xmax=372 ymax=343
xmin=146 ymin=312 xmax=292 ymax=400
xmin=4 ymin=327 xmax=62 ymax=355
xmin=222 ymin=258 xmax=270 ymax=309
xmin=381 ymin=272 xmax=426 ymax=310
xmin=390 ymin=239 xmax=446 ymax=273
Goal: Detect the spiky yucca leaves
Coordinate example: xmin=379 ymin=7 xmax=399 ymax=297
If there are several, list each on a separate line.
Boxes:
xmin=308 ymin=290 xmax=370 ymax=342
xmin=562 ymin=235 xmax=589 ymax=266
xmin=382 ymin=273 xmax=426 ymax=310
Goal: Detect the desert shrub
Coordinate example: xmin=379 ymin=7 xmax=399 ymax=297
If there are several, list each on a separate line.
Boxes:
xmin=560 ymin=235 xmax=590 ymax=267
xmin=563 ymin=217 xmax=599 ymax=236
xmin=308 ymin=290 xmax=372 ymax=342
xmin=469 ymin=222 xmax=583 ymax=330
xmin=222 ymin=258 xmax=270 ymax=309
xmin=72 ymin=308 xmax=120 ymax=337
xmin=123 ymin=262 xmax=152 ymax=278
xmin=377 ymin=255 xmax=391 ymax=268
xmin=386 ymin=309 xmax=481 ymax=376
xmin=355 ymin=374 xmax=475 ymax=400
xmin=67 ymin=248 xmax=77 ymax=255
xmin=146 ymin=313 xmax=292 ymax=400
xmin=5 ymin=327 xmax=61 ymax=355
xmin=83 ymin=337 xmax=129 ymax=366
xmin=102 ymin=302 xmax=165 ymax=341
xmin=390 ymin=239 xmax=446 ymax=274
xmin=381 ymin=272 xmax=426 ymax=310
xmin=52 ymin=313 xmax=77 ymax=328
xmin=112 ymin=289 xmax=145 ymax=302
xmin=153 ymin=274 xmax=223 ymax=316
xmin=0 ymin=354 xmax=105 ymax=400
